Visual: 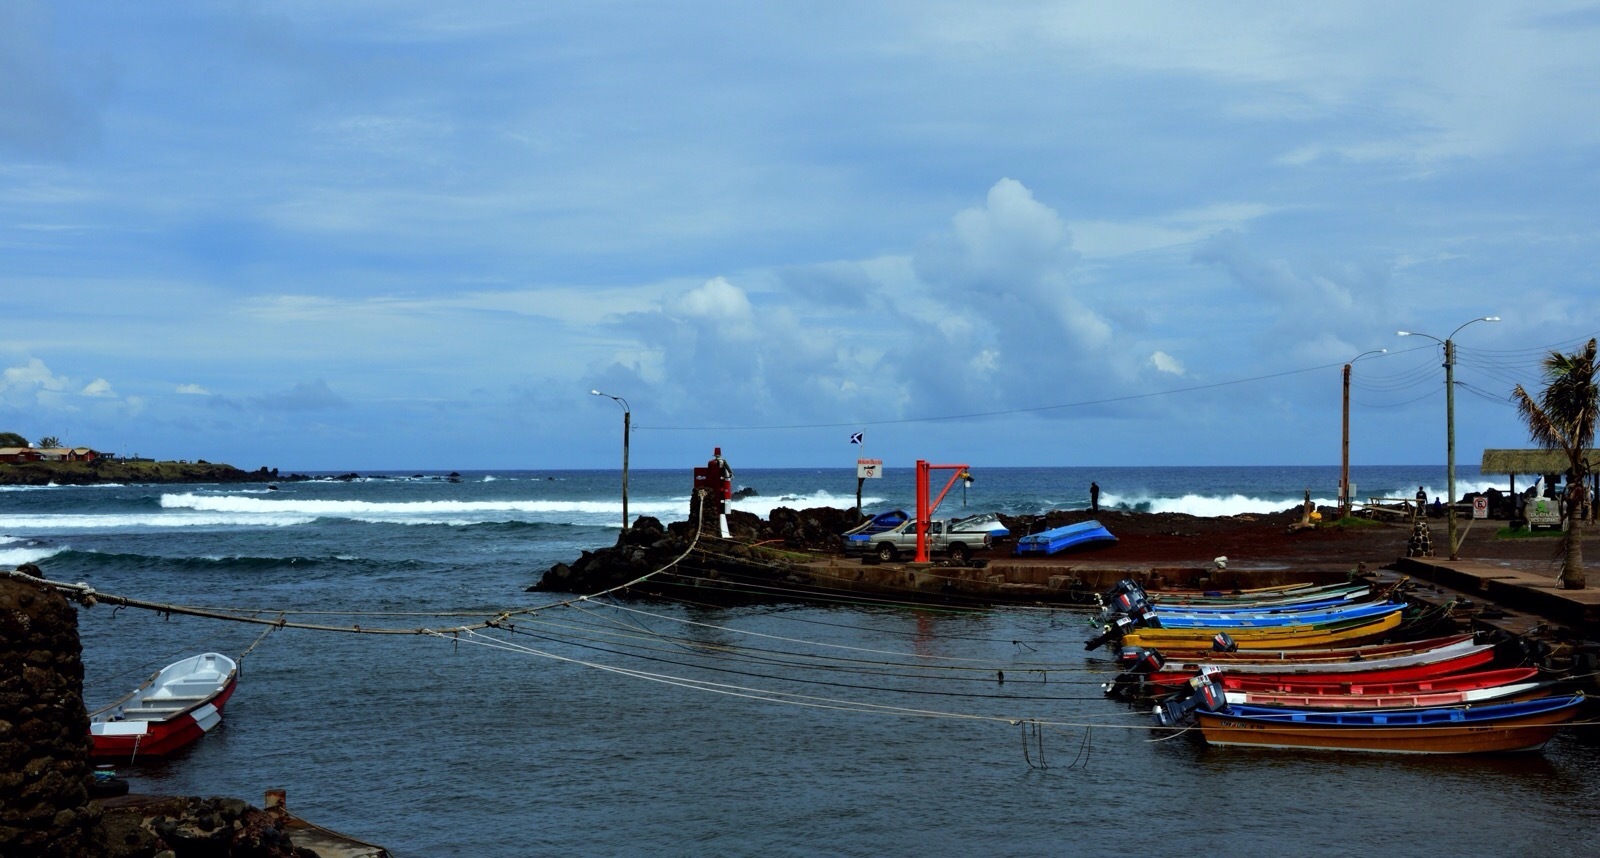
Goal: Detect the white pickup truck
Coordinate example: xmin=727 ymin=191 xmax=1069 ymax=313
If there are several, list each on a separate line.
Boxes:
xmin=843 ymin=515 xmax=1001 ymax=562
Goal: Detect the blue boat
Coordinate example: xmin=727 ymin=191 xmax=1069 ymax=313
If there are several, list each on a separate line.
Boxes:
xmin=1137 ymin=601 xmax=1403 ymax=630
xmin=1013 ymin=520 xmax=1116 ymax=555
xmin=842 ymin=510 xmax=909 ymax=545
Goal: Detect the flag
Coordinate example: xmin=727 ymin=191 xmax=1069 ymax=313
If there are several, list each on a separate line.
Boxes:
xmin=849 ymin=432 xmax=863 ymax=445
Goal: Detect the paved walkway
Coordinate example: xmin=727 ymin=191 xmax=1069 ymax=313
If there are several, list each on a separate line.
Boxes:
xmin=1388 ymin=554 xmax=1600 ymax=634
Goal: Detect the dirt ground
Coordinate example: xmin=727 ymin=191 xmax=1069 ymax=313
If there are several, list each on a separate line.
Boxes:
xmin=1002 ymin=507 xmax=1594 ymax=576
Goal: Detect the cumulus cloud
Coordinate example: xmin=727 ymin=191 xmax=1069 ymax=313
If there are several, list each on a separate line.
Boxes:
xmin=0 ymin=357 xmax=71 ymax=408
xmin=81 ymin=378 xmax=115 ymax=397
xmin=177 ymin=383 xmax=210 ymax=395
xmin=600 ymin=178 xmax=1135 ymax=426
xmin=1150 ymin=351 xmax=1185 ymax=375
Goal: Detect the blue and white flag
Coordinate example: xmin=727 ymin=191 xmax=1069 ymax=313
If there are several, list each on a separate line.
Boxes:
xmin=849 ymin=432 xmax=863 ymax=445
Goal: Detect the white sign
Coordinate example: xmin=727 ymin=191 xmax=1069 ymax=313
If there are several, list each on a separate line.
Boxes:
xmin=1472 ymin=496 xmax=1487 ymax=519
xmin=856 ymin=458 xmax=883 ymax=479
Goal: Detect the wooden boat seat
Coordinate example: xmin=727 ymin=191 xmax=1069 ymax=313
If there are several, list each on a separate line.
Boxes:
xmin=148 ymin=694 xmax=212 ymax=702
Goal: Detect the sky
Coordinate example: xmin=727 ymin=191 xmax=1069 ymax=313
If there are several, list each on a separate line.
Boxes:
xmin=2 ymin=2 xmax=1599 ymax=471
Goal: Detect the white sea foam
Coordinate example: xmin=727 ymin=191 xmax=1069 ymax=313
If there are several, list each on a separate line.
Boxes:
xmin=159 ymin=492 xmax=689 ymax=526
xmin=0 ymin=545 xmax=66 ymax=565
xmin=1 ymin=513 xmax=317 ymax=530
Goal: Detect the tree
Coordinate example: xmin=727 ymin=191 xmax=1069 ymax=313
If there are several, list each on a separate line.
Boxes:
xmin=0 ymin=432 xmax=26 ymax=447
xmin=37 ymin=436 xmax=61 ymax=449
xmin=1512 ymin=337 xmax=1597 ymax=590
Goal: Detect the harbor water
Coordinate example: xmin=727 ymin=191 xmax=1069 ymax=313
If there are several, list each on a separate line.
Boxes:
xmin=4 ymin=466 xmax=1598 ymax=856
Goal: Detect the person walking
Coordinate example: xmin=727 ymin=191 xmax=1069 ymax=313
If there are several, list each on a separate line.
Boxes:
xmin=1090 ymin=481 xmax=1100 ymax=513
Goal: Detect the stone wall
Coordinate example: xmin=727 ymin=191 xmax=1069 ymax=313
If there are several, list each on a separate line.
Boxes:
xmin=0 ymin=573 xmax=101 ymax=857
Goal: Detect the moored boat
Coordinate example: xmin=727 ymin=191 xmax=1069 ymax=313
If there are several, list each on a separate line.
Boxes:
xmin=1128 ymin=600 xmax=1402 ymax=629
xmin=1128 ymin=631 xmax=1475 ymax=665
xmin=1223 ymin=668 xmax=1547 ymax=709
xmin=1111 ymin=610 xmax=1405 ymax=651
xmin=1142 ymin=637 xmax=1496 ymax=683
xmin=1193 ymin=694 xmax=1584 ymax=754
xmin=88 ymin=652 xmax=239 ymax=760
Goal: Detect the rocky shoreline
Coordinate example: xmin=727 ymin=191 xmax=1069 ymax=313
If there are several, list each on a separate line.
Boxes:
xmin=534 ymin=502 xmax=1589 ymax=602
xmin=0 ymin=461 xmax=309 ymax=487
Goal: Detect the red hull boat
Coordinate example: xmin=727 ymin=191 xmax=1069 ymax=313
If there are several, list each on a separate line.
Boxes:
xmin=88 ymin=652 xmax=239 ymax=760
xmin=1224 ymin=667 xmax=1546 ymax=709
xmin=1146 ymin=642 xmax=1497 ymax=687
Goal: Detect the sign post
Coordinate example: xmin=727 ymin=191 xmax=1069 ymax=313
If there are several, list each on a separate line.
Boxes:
xmin=855 ymin=458 xmax=882 ymax=515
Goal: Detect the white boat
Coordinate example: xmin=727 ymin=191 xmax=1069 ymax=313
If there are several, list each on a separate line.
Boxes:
xmin=88 ymin=652 xmax=239 ymax=759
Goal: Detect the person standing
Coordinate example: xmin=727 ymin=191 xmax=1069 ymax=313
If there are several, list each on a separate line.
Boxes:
xmin=1415 ymin=486 xmax=1427 ymax=520
xmin=1090 ymin=481 xmax=1100 ymax=513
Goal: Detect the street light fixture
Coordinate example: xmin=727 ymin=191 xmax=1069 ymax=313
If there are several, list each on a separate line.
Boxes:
xmin=1397 ymin=316 xmax=1500 ymax=559
xmin=1341 ymin=349 xmax=1386 ymax=519
xmin=590 ymin=389 xmax=631 ymax=535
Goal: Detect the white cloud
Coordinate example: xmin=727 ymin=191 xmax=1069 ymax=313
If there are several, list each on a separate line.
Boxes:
xmin=1 ymin=357 xmax=67 ymax=392
xmin=177 ymin=383 xmax=210 ymax=395
xmin=81 ymin=378 xmax=115 ymax=397
xmin=1150 ymin=351 xmax=1185 ymax=375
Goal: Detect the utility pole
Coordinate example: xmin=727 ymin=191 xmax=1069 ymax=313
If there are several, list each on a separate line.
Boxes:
xmin=1340 ymin=350 xmax=1384 ymax=519
xmin=1398 ymin=317 xmax=1498 ymax=560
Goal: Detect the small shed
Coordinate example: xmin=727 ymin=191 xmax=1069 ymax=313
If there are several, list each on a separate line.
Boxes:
xmin=1481 ymin=449 xmax=1599 ymax=517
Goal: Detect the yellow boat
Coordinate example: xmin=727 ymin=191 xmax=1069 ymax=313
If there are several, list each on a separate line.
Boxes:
xmin=1117 ymin=609 xmax=1403 ymax=650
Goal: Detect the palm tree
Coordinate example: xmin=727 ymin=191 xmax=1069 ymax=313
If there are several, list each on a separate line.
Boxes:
xmin=1512 ymin=338 xmax=1597 ymax=590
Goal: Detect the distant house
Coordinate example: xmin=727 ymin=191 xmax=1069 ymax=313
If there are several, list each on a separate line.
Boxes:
xmin=30 ymin=447 xmax=104 ymax=463
xmin=0 ymin=447 xmax=43 ymax=463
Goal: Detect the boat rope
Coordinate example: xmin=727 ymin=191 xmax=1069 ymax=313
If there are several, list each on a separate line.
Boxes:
xmin=1020 ymin=720 xmax=1046 ymax=770
xmin=236 ymin=620 xmax=282 ymax=676
xmin=430 ymin=626 xmax=1164 ymax=731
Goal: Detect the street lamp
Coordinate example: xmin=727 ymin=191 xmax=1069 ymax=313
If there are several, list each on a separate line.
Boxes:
xmin=1341 ymin=349 xmax=1386 ymax=519
xmin=1397 ymin=316 xmax=1500 ymax=559
xmin=590 ymin=389 xmax=630 ymax=535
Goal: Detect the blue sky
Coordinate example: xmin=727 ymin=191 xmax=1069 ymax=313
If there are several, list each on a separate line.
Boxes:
xmin=3 ymin=2 xmax=1598 ymax=471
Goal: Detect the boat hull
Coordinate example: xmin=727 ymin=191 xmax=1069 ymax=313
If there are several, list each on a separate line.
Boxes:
xmin=1121 ymin=610 xmax=1403 ymax=651
xmin=1196 ymin=695 xmax=1582 ymax=754
xmin=1146 ymin=641 xmax=1495 ymax=686
xmin=88 ymin=652 xmax=239 ymax=760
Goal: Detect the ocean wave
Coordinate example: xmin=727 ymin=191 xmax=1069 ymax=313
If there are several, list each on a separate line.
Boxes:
xmin=0 ymin=544 xmax=67 ymax=566
xmin=1 ymin=513 xmax=318 ymax=530
xmin=157 ymin=492 xmax=693 ymax=527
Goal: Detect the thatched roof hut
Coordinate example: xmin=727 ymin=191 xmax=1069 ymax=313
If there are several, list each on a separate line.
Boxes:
xmin=1480 ymin=448 xmax=1599 ymax=476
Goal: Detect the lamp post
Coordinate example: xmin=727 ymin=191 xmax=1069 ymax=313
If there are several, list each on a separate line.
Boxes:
xmin=1341 ymin=349 xmax=1386 ymax=519
xmin=590 ymin=389 xmax=630 ymax=535
xmin=1397 ymin=316 xmax=1500 ymax=559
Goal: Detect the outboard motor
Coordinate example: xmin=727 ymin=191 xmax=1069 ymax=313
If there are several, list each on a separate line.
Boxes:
xmin=1211 ymin=631 xmax=1237 ymax=653
xmin=1085 ymin=615 xmax=1137 ymax=651
xmin=1130 ymin=605 xmax=1161 ymax=629
xmin=1114 ymin=647 xmax=1167 ymax=675
xmin=1105 ymin=588 xmax=1149 ymax=617
xmin=1153 ymin=671 xmax=1227 ymax=728
xmin=1104 ymin=579 xmax=1148 ymax=605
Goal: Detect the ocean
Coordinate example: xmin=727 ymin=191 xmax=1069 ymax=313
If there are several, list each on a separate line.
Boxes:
xmin=4 ymin=465 xmax=1597 ymax=857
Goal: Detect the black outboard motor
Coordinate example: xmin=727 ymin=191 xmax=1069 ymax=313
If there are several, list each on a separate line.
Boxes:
xmin=1114 ymin=647 xmax=1167 ymax=675
xmin=1105 ymin=588 xmax=1149 ymax=616
xmin=1153 ymin=670 xmax=1227 ymax=728
xmin=1085 ymin=615 xmax=1137 ymax=651
xmin=1105 ymin=579 xmax=1147 ymax=603
xmin=1131 ymin=605 xmax=1162 ymax=629
xmin=1105 ymin=647 xmax=1169 ymax=699
xmin=1211 ymin=631 xmax=1237 ymax=653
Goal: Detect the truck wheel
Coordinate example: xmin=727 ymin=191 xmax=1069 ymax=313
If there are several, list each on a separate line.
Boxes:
xmin=876 ymin=542 xmax=897 ymax=562
xmin=949 ymin=543 xmax=970 ymax=562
